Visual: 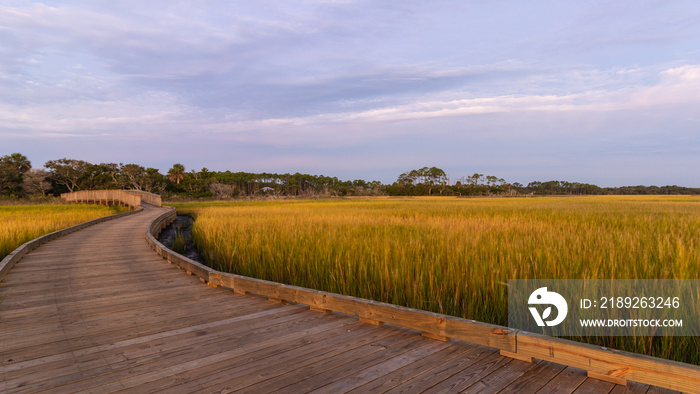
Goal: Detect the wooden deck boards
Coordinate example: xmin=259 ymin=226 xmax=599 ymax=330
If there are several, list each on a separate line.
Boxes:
xmin=0 ymin=205 xmax=683 ymax=393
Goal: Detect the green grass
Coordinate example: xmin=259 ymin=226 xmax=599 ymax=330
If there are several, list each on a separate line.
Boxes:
xmin=0 ymin=203 xmax=128 ymax=261
xmin=172 ymin=196 xmax=700 ymax=364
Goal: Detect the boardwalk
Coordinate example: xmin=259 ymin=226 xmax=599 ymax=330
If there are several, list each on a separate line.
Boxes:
xmin=0 ymin=205 xmax=683 ymax=393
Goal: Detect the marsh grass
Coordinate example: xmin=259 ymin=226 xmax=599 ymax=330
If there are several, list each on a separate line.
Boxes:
xmin=173 ymin=196 xmax=700 ymax=364
xmin=0 ymin=203 xmax=128 ymax=260
xmin=171 ymin=226 xmax=187 ymax=255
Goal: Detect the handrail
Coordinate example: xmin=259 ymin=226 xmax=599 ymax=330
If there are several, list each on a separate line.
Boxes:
xmin=145 ymin=207 xmax=699 ymax=393
xmin=61 ymin=190 xmax=143 ymax=208
xmin=123 ymin=190 xmax=162 ymax=207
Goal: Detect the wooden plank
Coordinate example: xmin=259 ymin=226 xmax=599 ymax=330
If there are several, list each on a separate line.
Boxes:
xmin=0 ymin=264 xmax=178 ymax=284
xmin=0 ymin=293 xmax=272 ymax=356
xmin=647 ymin=386 xmax=686 ymax=394
xmin=573 ymin=377 xmax=616 ymax=393
xmin=0 ymin=290 xmax=234 ymax=331
xmin=305 ymin=338 xmax=451 ymax=393
xmin=0 ymin=277 xmax=205 ymax=311
xmin=3 ymin=307 xmax=316 ymax=391
xmin=0 ymin=269 xmax=188 ymax=296
xmin=251 ymin=332 xmax=427 ymax=393
xmin=1 ymin=284 xmax=246 ymax=325
xmin=516 ymin=333 xmax=700 ymax=393
xmin=460 ymin=359 xmax=545 ymax=393
xmin=0 ymin=305 xmax=285 ymax=376
xmin=536 ymin=366 xmax=590 ymax=394
xmin=50 ymin=312 xmax=360 ymax=392
xmin=345 ymin=341 xmax=477 ymax=393
xmin=498 ymin=361 xmax=568 ymax=394
xmin=3 ymin=264 xmax=174 ymax=282
xmin=610 ymin=381 xmax=652 ymax=393
xmin=217 ymin=329 xmax=419 ymax=393
xmin=1 ymin=275 xmax=219 ymax=313
xmin=0 ymin=306 xmax=292 ymax=387
xmin=1 ymin=307 xmax=245 ymax=368
xmin=386 ymin=349 xmax=508 ymax=393
xmin=127 ymin=319 xmax=399 ymax=394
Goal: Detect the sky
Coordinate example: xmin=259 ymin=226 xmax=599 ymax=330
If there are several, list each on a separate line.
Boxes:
xmin=1 ymin=0 xmax=700 ymax=186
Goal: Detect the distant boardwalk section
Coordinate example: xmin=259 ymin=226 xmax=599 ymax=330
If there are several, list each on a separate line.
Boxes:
xmin=61 ymin=189 xmax=162 ymax=207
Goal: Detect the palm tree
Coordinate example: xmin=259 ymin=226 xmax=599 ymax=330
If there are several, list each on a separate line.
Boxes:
xmin=0 ymin=153 xmax=31 ymax=194
xmin=167 ymin=163 xmax=185 ymax=184
xmin=8 ymin=153 xmax=31 ymax=174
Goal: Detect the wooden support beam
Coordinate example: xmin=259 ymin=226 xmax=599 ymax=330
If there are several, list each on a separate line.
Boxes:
xmin=588 ymin=371 xmax=627 ymax=386
xmin=500 ymin=350 xmax=534 ymax=363
xmin=421 ymin=331 xmax=449 ymax=341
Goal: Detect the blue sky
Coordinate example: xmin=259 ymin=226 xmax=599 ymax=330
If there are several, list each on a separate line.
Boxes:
xmin=1 ymin=0 xmax=700 ymax=186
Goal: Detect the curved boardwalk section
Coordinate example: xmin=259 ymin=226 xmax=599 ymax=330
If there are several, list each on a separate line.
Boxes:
xmin=0 ymin=205 xmax=682 ymax=393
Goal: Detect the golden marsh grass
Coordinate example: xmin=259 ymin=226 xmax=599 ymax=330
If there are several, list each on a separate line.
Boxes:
xmin=173 ymin=196 xmax=700 ymax=363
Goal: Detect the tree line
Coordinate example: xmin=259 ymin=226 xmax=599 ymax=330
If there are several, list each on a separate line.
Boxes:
xmin=1 ymin=153 xmax=698 ymax=199
xmin=0 ymin=153 xmax=383 ymax=198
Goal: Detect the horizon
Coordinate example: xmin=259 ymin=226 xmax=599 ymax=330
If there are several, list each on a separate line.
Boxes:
xmin=2 ymin=1 xmax=700 ymax=187
xmin=10 ymin=153 xmax=700 ymax=189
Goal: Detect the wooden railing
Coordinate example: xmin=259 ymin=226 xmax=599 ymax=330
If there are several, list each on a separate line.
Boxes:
xmin=145 ymin=207 xmax=699 ymax=393
xmin=61 ymin=190 xmax=140 ymax=208
xmin=123 ymin=190 xmax=162 ymax=207
xmin=60 ymin=190 xmax=162 ymax=208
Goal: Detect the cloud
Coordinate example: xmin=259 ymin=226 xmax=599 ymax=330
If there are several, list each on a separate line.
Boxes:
xmin=0 ymin=89 xmax=187 ymax=136
xmin=197 ymin=64 xmax=700 ymax=132
xmin=2 ymin=1 xmax=700 ymax=185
